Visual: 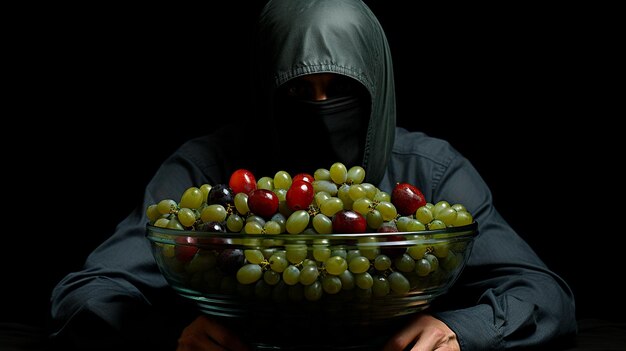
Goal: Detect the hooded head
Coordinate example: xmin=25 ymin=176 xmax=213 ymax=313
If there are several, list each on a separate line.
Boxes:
xmin=255 ymin=0 xmax=396 ymax=184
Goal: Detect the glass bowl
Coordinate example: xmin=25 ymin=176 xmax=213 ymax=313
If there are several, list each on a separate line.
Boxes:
xmin=147 ymin=222 xmax=477 ymax=350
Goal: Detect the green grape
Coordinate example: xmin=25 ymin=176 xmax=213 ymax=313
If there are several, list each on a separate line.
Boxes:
xmin=177 ymin=208 xmax=196 ymax=227
xmin=394 ymin=253 xmax=416 ymax=273
xmin=320 ymin=197 xmax=344 ymax=217
xmin=299 ymin=265 xmax=319 ymax=285
xmin=330 ymin=247 xmax=347 ymax=259
xmin=405 ymin=219 xmax=426 ymax=232
xmin=312 ymin=213 xmax=333 ymax=234
xmin=451 ymin=203 xmax=467 ymax=212
xmin=325 ymin=256 xmax=348 ymax=275
xmin=321 ymin=275 xmax=342 ymax=294
xmin=274 ymin=170 xmax=292 ymax=190
xmin=246 ymin=215 xmax=266 ymax=227
xmin=346 ymin=249 xmax=361 ymax=263
xmin=236 ymin=264 xmax=263 ymax=284
xmin=146 ymin=204 xmax=160 ymax=223
xmin=274 ymin=188 xmax=287 ymax=202
xmin=263 ymin=220 xmax=282 ymax=234
xmin=302 ymin=258 xmax=317 ymax=267
xmin=180 ymin=187 xmax=203 ymax=209
xmin=407 ymin=244 xmax=429 ymax=260
xmin=366 ymin=209 xmax=383 ymax=229
xmin=154 ymin=218 xmax=170 ymax=228
xmin=338 ymin=269 xmax=355 ymax=290
xmin=425 ymin=253 xmax=439 ymax=272
xmin=234 ymin=193 xmax=249 ymax=215
xmin=157 ymin=199 xmax=178 ymax=215
xmin=226 ymin=213 xmax=244 ymax=232
xmin=269 ymin=253 xmax=289 ymax=273
xmin=262 ymin=248 xmax=277 ymax=259
xmin=376 ymin=201 xmax=397 ymax=221
xmin=314 ymin=191 xmax=331 ymax=207
xmin=166 ymin=217 xmax=184 ymax=230
xmin=313 ymin=180 xmax=338 ymax=196
xmin=337 ymin=184 xmax=354 ymax=210
xmin=285 ymin=244 xmax=308 ymax=264
xmin=453 ymin=210 xmax=473 ymax=226
xmin=313 ymin=246 xmax=331 ymax=262
xmin=270 ymin=213 xmax=287 ymax=232
xmin=395 ymin=216 xmax=412 ymax=232
xmin=435 ymin=207 xmax=457 ymax=226
xmin=432 ymin=242 xmax=449 ymax=258
xmin=199 ymin=184 xmax=212 ymax=203
xmin=415 ymin=258 xmax=431 ymax=276
xmin=304 ymin=280 xmax=323 ymax=301
xmin=282 ymin=265 xmax=301 ymax=285
xmin=428 ymin=219 xmax=446 ymax=230
xmin=433 ymin=200 xmax=451 ymax=218
xmin=244 ymin=221 xmax=264 ymax=235
xmin=244 ymin=249 xmax=265 ymax=264
xmin=388 ymin=272 xmax=410 ymax=294
xmin=357 ymin=236 xmax=380 ymax=260
xmin=201 ymin=204 xmax=227 ymax=223
xmin=372 ymin=275 xmax=390 ymax=297
xmin=415 ymin=205 xmax=434 ymax=225
xmin=313 ymin=168 xmax=331 ymax=181
xmin=352 ymin=197 xmax=372 ymax=216
xmin=287 ymin=284 xmax=304 ymax=302
xmin=348 ymin=256 xmax=370 ymax=274
xmin=361 ymin=183 xmax=378 ymax=199
xmin=285 ymin=210 xmax=310 ymax=234
xmin=257 ymin=176 xmax=274 ymax=190
xmin=263 ymin=269 xmax=281 ymax=285
xmin=373 ymin=190 xmax=391 ymax=203
xmin=374 ymin=254 xmax=392 ymax=271
xmin=355 ymin=272 xmax=374 ymax=289
xmin=347 ymin=165 xmax=366 ymax=184
xmin=329 ymin=162 xmax=348 ymax=184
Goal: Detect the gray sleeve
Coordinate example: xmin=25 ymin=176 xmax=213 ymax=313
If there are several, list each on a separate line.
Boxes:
xmin=49 ymin=138 xmax=222 ymax=349
xmin=430 ymin=154 xmax=577 ymax=350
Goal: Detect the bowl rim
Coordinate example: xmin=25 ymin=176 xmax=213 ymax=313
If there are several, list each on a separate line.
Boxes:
xmin=146 ymin=221 xmax=478 ymax=245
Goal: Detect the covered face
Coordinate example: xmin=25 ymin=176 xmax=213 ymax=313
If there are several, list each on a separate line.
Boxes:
xmin=256 ymin=0 xmax=396 ymax=184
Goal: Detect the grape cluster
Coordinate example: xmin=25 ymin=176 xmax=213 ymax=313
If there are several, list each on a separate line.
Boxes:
xmin=147 ymin=162 xmax=474 ymax=301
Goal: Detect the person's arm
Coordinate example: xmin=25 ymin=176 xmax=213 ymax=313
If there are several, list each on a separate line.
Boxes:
xmin=429 ymin=153 xmax=577 ymax=350
xmin=49 ymin=138 xmax=223 ymax=350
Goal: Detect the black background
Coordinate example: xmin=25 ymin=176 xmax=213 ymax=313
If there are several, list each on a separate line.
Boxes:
xmin=3 ymin=1 xmax=621 ymax=330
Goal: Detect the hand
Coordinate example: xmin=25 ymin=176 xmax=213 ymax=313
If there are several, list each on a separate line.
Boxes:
xmin=382 ymin=314 xmax=460 ymax=351
xmin=176 ymin=315 xmax=251 ymax=351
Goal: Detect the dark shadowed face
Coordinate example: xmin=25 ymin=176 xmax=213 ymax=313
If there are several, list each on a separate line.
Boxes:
xmin=273 ymin=73 xmax=370 ymax=174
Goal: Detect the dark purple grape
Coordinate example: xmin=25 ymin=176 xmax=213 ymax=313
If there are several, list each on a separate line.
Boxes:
xmin=196 ymin=221 xmax=226 ymax=233
xmin=208 ymin=183 xmax=234 ymax=207
xmin=217 ymin=248 xmax=244 ymax=274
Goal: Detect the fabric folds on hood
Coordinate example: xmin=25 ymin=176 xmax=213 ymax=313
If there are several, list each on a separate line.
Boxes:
xmin=255 ymin=0 xmax=396 ymax=185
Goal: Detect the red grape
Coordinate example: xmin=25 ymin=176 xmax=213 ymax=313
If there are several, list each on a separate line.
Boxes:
xmin=229 ymin=169 xmax=257 ymax=195
xmin=286 ymin=180 xmax=314 ymax=211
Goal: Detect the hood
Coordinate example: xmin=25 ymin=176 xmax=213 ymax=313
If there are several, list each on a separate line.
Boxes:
xmin=255 ymin=0 xmax=396 ymax=184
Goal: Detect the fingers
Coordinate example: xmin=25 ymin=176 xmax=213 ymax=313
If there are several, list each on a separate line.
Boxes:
xmin=382 ymin=314 xmax=460 ymax=351
xmin=177 ymin=315 xmax=251 ymax=351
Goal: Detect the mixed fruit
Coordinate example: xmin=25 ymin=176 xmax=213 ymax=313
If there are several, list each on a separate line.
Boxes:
xmin=147 ymin=162 xmax=474 ymax=301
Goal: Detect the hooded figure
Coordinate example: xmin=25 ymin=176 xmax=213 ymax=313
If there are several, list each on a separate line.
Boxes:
xmin=253 ymin=0 xmax=395 ymax=184
xmin=50 ymin=1 xmax=576 ymax=350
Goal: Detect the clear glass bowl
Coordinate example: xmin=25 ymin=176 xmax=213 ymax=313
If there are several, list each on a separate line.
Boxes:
xmin=147 ymin=222 xmax=477 ymax=350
